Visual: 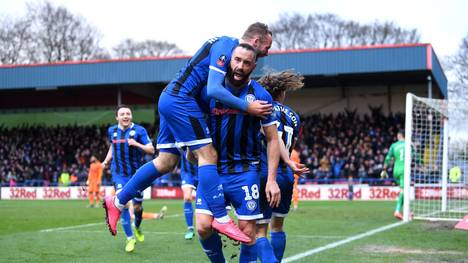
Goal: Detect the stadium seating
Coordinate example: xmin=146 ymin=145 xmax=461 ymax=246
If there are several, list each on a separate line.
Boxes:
xmin=0 ymin=111 xmax=404 ymax=186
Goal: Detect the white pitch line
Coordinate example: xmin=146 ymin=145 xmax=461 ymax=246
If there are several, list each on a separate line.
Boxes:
xmin=39 ymin=213 xmax=182 ymax=233
xmin=52 ymin=230 xmax=187 ymax=235
xmin=40 ymin=222 xmax=104 ymax=232
xmin=283 ymin=221 xmax=406 ymax=263
xmin=290 ymin=235 xmax=347 ymax=239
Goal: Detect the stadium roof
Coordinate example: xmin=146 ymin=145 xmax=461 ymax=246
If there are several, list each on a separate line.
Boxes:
xmin=0 ymin=43 xmax=447 ymax=108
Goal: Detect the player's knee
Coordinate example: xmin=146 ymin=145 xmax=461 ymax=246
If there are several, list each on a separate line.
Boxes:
xmin=239 ymin=220 xmax=256 ymax=244
xmin=270 ymin=218 xmax=284 ymax=232
xmin=183 ymin=195 xmax=192 ymax=202
xmin=154 ymin=154 xmax=179 ymax=173
xmin=255 ymin=223 xmax=268 ymax=238
xmin=133 ymin=203 xmax=142 ymax=212
xmin=194 ymin=144 xmax=218 ymax=164
xmin=196 ymin=219 xmax=213 ymax=239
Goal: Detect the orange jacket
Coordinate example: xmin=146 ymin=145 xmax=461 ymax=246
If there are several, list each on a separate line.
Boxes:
xmin=290 ymin=149 xmax=300 ymax=164
xmin=88 ymin=162 xmax=103 ymax=185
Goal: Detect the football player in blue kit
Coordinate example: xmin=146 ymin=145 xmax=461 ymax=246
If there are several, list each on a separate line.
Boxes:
xmin=101 ymin=105 xmax=155 ymax=252
xmin=103 ymin=23 xmax=273 ymax=243
xmin=179 ymin=153 xmax=198 ymax=240
xmin=195 ymin=43 xmax=281 ymax=263
xmin=256 ymin=70 xmax=308 ymax=262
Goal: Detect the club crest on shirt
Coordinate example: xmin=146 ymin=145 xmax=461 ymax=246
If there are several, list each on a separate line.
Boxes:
xmin=245 ymin=94 xmax=256 ymax=103
xmin=129 ymin=130 xmax=136 ymax=137
xmin=217 ymin=55 xmax=226 ymax=67
xmin=113 ymin=132 xmax=117 ymax=138
xmin=246 ymin=200 xmax=257 ymax=211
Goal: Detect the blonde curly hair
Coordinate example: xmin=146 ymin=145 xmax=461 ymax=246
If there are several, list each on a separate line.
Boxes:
xmin=257 ymin=70 xmax=304 ymax=99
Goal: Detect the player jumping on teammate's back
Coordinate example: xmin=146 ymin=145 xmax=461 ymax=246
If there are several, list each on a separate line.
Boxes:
xmin=103 ymin=22 xmax=274 ymax=243
xmin=195 ymin=43 xmax=281 ymax=262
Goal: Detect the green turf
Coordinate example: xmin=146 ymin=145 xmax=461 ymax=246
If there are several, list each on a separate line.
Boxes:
xmin=0 ymin=200 xmax=466 ymax=262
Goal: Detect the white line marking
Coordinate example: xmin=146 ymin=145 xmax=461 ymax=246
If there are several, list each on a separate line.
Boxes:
xmin=50 ymin=230 xmax=187 ymax=235
xmin=40 ymin=222 xmax=104 ymax=232
xmin=290 ymin=235 xmax=347 ymax=239
xmin=162 ymin=214 xmax=182 ymax=218
xmin=283 ymin=221 xmax=406 ymax=263
xmin=39 ymin=213 xmax=182 ymax=233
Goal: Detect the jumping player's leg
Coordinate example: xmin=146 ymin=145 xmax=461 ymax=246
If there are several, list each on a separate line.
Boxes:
xmin=192 ymin=144 xmax=229 ymax=221
xmin=155 ymin=93 xmax=249 ymax=242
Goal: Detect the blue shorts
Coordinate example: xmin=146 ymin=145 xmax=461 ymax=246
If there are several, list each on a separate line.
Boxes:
xmin=181 ymin=172 xmax=199 ymax=189
xmin=196 ymin=169 xmax=262 ymax=221
xmin=157 ymin=92 xmax=212 ymax=153
xmin=258 ymin=170 xmax=294 ymax=224
xmin=113 ymin=175 xmax=144 ymax=204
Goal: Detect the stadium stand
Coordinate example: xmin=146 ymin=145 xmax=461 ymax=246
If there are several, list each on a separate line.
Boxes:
xmin=0 ymin=44 xmax=448 ymax=188
xmin=0 ymin=111 xmax=403 ymax=187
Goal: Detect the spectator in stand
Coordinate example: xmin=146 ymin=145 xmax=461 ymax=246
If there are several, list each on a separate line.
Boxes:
xmin=59 ymin=168 xmax=70 ymax=186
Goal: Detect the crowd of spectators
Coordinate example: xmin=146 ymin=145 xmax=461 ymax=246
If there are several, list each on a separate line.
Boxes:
xmin=0 ymin=125 xmax=110 ymax=186
xmin=0 ymin=109 xmax=404 ymax=186
xmin=296 ymin=108 xmax=404 ymax=184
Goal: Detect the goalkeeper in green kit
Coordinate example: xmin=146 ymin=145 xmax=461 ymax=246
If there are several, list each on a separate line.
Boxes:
xmin=381 ymin=130 xmax=406 ymax=220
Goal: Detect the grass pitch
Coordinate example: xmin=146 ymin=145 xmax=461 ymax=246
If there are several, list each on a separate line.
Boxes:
xmin=0 ymin=200 xmax=466 ymax=262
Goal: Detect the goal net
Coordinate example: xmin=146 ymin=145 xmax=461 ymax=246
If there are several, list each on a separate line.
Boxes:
xmin=404 ymin=93 xmax=468 ymax=221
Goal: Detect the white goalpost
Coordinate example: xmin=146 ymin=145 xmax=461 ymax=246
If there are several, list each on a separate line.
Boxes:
xmin=404 ymin=93 xmax=468 ymax=222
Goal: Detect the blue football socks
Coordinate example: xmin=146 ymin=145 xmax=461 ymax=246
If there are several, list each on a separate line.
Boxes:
xmin=121 ymin=208 xmax=133 ymax=238
xmin=133 ymin=205 xmax=143 ymax=229
xmin=240 ymin=243 xmax=257 ymax=263
xmin=257 ymin=236 xmax=278 ymax=263
xmin=198 ymin=165 xmax=228 ymax=221
xmin=184 ymin=201 xmax=194 ymax=229
xmin=271 ymin=231 xmax=286 ymax=261
xmin=199 ymin=233 xmax=225 ymax=263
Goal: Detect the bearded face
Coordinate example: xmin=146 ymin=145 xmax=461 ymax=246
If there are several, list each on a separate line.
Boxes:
xmin=227 ymin=46 xmax=256 ymax=87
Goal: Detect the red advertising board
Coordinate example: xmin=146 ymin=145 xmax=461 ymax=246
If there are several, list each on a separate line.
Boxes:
xmin=151 ymin=187 xmax=184 ymax=199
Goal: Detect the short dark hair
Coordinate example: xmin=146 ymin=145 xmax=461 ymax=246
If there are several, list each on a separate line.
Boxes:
xmin=115 ymin=104 xmax=131 ymax=116
xmin=235 ymin=43 xmax=258 ymax=61
xmin=242 ymin=22 xmax=272 ymax=42
xmin=397 ymin=129 xmax=405 ymax=137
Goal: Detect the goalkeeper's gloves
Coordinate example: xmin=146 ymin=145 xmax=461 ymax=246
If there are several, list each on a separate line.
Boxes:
xmin=380 ymin=170 xmax=388 ymax=179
